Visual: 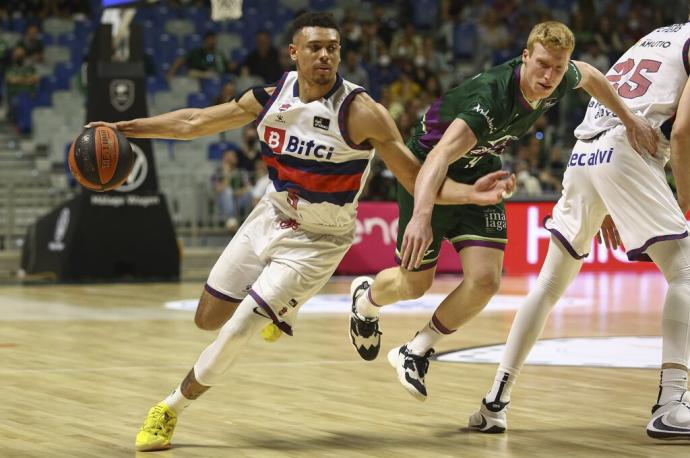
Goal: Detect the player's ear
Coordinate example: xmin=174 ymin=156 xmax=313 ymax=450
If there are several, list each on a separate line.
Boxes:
xmin=288 ymin=43 xmax=297 ymax=61
xmin=521 ymin=48 xmax=529 ymax=63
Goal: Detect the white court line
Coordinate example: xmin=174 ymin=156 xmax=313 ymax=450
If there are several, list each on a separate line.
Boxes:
xmin=0 ymin=359 xmax=364 ymax=375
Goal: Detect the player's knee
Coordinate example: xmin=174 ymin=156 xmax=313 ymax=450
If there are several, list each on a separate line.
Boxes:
xmin=466 ymin=271 xmax=501 ymax=296
xmin=194 ymin=313 xmax=223 ymax=331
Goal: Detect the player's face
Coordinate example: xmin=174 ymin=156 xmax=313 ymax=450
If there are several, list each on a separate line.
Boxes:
xmin=521 ymin=43 xmax=571 ymax=100
xmin=290 ymin=27 xmax=341 ymax=85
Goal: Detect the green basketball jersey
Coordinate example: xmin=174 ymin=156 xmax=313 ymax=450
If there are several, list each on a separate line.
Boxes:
xmin=409 ymin=57 xmax=582 ymax=182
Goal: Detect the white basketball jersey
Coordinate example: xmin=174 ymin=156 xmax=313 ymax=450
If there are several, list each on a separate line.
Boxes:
xmin=575 ymin=23 xmax=690 ymax=143
xmin=256 ymin=71 xmax=374 ymax=235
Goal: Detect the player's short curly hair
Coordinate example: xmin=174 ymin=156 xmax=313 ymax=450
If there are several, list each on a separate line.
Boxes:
xmin=289 ymin=11 xmax=340 ymax=38
xmin=526 ymin=21 xmax=575 ymax=53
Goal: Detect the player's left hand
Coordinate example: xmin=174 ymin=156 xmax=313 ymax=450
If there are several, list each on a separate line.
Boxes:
xmin=595 ymin=215 xmax=621 ymax=250
xmin=624 ymin=115 xmax=658 ymax=158
xmin=470 ymin=171 xmax=517 ymax=205
xmin=400 ymin=215 xmax=433 ymax=271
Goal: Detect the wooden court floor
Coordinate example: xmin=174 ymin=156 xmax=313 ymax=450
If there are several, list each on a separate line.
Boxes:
xmin=0 ymin=273 xmax=686 ymax=457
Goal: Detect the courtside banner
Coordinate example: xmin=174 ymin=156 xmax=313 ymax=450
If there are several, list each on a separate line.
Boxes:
xmin=337 ymin=201 xmax=683 ymax=275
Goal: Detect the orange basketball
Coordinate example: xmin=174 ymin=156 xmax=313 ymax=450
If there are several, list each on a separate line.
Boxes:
xmin=67 ymin=126 xmax=135 ymax=192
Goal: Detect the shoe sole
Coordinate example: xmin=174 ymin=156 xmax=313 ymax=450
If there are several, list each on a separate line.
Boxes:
xmin=387 ymin=347 xmax=427 ymax=402
xmin=646 ymin=429 xmax=690 ymax=440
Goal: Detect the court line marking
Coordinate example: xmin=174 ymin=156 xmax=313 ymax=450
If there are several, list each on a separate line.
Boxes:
xmin=0 ymin=359 xmax=365 ymax=375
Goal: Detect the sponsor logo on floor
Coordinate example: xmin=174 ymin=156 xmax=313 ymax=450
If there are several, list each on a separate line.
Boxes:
xmin=435 ymin=336 xmax=661 ymax=369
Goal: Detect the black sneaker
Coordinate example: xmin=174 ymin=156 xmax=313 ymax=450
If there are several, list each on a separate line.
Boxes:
xmin=387 ymin=344 xmax=434 ymax=401
xmin=348 ymin=276 xmax=381 ymax=361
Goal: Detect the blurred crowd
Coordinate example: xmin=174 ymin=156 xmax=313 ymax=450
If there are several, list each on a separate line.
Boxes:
xmin=1 ymin=0 xmax=688 ymax=230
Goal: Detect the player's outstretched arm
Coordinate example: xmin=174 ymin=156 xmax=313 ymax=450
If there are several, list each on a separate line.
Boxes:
xmin=85 ymin=88 xmax=270 ymax=140
xmin=346 ymin=93 xmax=508 ymax=205
xmin=573 ymin=60 xmax=658 ymax=157
xmin=671 ymin=77 xmax=690 ymax=213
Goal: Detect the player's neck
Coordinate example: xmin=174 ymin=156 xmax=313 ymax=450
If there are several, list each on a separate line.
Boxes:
xmin=296 ymin=77 xmax=336 ymax=103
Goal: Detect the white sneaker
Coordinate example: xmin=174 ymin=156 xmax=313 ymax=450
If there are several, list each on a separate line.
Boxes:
xmin=468 ymin=398 xmax=509 ymax=433
xmin=646 ymin=392 xmax=690 ymax=440
xmin=387 ymin=344 xmax=434 ymax=401
xmin=348 ymin=276 xmax=381 ymax=361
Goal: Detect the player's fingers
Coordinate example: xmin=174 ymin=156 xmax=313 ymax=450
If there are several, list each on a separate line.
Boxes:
xmin=415 ymin=238 xmax=430 ymax=269
xmin=400 ymin=236 xmax=411 ymax=270
xmin=614 ymin=227 xmax=622 ymax=249
xmin=606 ymin=226 xmax=617 ymax=250
xmin=408 ymin=239 xmax=421 ymax=270
xmin=603 ymin=229 xmax=611 ymax=250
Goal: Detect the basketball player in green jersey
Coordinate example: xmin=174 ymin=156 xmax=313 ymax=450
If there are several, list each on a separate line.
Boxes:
xmin=348 ymin=21 xmax=659 ymax=400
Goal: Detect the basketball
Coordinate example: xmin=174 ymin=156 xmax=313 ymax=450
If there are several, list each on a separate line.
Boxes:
xmin=67 ymin=126 xmax=135 ymax=192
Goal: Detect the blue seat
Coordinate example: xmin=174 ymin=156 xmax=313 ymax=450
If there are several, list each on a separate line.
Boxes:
xmin=310 ymin=0 xmax=336 ymax=11
xmin=146 ymin=76 xmax=169 ymax=94
xmin=412 ymin=0 xmax=439 ymax=29
xmin=453 ymin=22 xmax=477 ymax=60
xmin=54 ymin=62 xmax=77 ymax=90
xmin=208 ymin=142 xmax=240 ymax=161
xmin=200 ymin=78 xmax=223 ymax=100
xmin=187 ymin=92 xmax=209 ymax=108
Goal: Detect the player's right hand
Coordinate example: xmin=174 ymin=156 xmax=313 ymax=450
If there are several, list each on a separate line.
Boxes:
xmin=470 ymin=171 xmax=517 ymax=205
xmin=595 ymin=215 xmax=621 ymax=250
xmin=400 ymin=214 xmax=433 ymax=271
xmin=84 ymin=121 xmax=120 ymax=130
xmin=624 ymin=115 xmax=658 ymax=158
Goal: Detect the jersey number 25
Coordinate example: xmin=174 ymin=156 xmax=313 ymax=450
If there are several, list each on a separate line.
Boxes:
xmin=606 ymin=58 xmax=662 ymax=99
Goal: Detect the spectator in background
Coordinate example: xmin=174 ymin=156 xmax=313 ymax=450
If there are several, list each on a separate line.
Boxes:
xmin=340 ymin=18 xmax=362 ymax=57
xmin=251 ymin=159 xmax=270 ymax=206
xmin=476 ymin=9 xmax=509 ymax=67
xmin=237 ymin=125 xmax=260 ymax=172
xmin=212 ymin=149 xmax=253 ymax=232
xmin=213 ymin=81 xmax=236 ymax=105
xmin=390 ymin=22 xmax=422 ymax=65
xmin=6 ymin=46 xmax=39 ymax=115
xmin=389 ymin=71 xmax=422 ymax=107
xmin=18 ymin=24 xmax=44 ymax=64
xmin=359 ymin=21 xmax=384 ymax=65
xmin=578 ymin=41 xmax=610 ymax=75
xmin=592 ymin=16 xmax=624 ymax=59
xmin=538 ymin=144 xmax=566 ymax=193
xmin=339 ymin=50 xmax=369 ymax=88
xmin=167 ymin=31 xmax=230 ymax=81
xmin=416 ymin=36 xmax=450 ymax=79
xmin=243 ymin=31 xmax=282 ymax=83
xmin=514 ymin=159 xmax=542 ymax=197
xmin=234 ymin=65 xmax=264 ymax=94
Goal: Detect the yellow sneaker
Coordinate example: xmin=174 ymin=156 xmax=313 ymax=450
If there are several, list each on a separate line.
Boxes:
xmin=135 ymin=402 xmax=177 ymax=452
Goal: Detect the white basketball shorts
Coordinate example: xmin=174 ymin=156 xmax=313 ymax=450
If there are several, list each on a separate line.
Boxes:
xmin=206 ymin=198 xmax=353 ymax=335
xmin=546 ymin=125 xmax=688 ymax=261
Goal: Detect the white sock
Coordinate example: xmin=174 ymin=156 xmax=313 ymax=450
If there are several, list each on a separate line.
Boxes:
xmin=407 ymin=314 xmax=454 ymax=355
xmin=355 ymin=288 xmax=380 ymax=319
xmin=486 ymin=368 xmax=517 ymax=404
xmin=646 ymin=238 xmax=690 ymax=405
xmin=163 ymin=385 xmax=192 ymax=414
xmin=658 ymin=368 xmax=689 ymax=405
xmin=499 ymin=239 xmax=582 ymax=376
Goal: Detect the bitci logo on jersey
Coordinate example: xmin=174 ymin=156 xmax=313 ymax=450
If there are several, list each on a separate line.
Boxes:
xmin=264 ymin=126 xmax=286 ymax=153
xmin=263 ymin=127 xmax=336 ymax=159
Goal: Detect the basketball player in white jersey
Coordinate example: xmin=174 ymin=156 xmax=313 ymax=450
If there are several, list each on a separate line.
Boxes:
xmin=469 ymin=23 xmax=690 ymax=439
xmin=88 ymin=12 xmax=516 ymax=451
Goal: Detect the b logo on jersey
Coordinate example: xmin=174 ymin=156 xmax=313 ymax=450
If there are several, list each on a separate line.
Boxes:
xmin=264 ymin=126 xmax=286 ymax=153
